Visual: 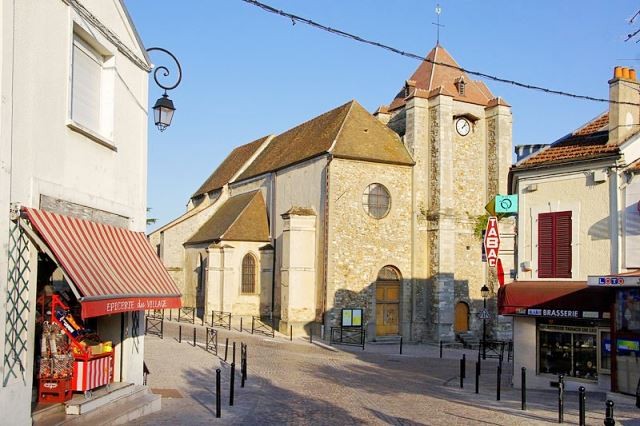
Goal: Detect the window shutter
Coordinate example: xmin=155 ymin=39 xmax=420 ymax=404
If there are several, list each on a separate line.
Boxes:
xmin=71 ymin=38 xmax=102 ymax=131
xmin=555 ymin=211 xmax=572 ymax=278
xmin=538 ymin=213 xmax=554 ymax=278
xmin=538 ymin=211 xmax=572 ymax=278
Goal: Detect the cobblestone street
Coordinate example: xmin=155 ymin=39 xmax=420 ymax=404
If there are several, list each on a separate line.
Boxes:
xmin=133 ymin=321 xmax=640 ymax=425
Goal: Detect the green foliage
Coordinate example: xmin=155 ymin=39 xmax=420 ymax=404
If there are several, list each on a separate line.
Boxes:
xmin=146 ymin=207 xmax=157 ymax=226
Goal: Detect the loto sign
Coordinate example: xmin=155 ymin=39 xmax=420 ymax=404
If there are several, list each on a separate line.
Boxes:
xmin=484 ymin=216 xmax=500 ymax=267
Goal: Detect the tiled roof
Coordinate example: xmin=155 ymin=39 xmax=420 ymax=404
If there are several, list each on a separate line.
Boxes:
xmin=192 ymin=136 xmax=269 ymax=197
xmin=516 ymin=112 xmax=620 ymax=168
xmin=387 ymin=44 xmax=494 ymax=111
xmin=628 ymin=158 xmax=640 ymax=172
xmin=237 ymin=100 xmax=413 ymax=181
xmin=185 ymin=191 xmax=270 ymax=245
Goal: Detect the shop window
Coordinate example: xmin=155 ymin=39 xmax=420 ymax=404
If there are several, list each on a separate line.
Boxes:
xmin=616 ymin=288 xmax=640 ymax=333
xmin=241 ymin=254 xmax=257 ymax=294
xmin=538 ymin=211 xmax=572 ymax=278
xmin=538 ymin=324 xmax=597 ymax=381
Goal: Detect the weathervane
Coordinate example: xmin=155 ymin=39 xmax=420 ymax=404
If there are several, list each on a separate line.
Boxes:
xmin=432 ymin=4 xmax=444 ymax=45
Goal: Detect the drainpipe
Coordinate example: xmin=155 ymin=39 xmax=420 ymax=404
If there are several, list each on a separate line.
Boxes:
xmin=610 ymin=167 xmax=619 ymax=273
xmin=270 ymin=172 xmax=277 ymax=321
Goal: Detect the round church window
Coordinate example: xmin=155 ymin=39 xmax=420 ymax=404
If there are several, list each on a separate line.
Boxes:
xmin=362 ymin=183 xmax=391 ymax=219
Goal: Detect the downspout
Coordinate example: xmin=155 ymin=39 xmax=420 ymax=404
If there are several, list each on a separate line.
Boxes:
xmin=609 ymin=167 xmax=619 ymax=274
xmin=270 ymin=172 xmax=277 ymax=320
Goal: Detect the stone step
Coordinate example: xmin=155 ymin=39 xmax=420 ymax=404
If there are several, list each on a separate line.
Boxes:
xmin=371 ymin=335 xmax=402 ymax=344
xmin=65 ymin=382 xmax=140 ymax=415
xmin=62 ymin=392 xmax=161 ymax=425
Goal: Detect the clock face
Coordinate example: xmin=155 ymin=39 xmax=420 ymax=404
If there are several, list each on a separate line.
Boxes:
xmin=456 ymin=118 xmax=471 ymax=136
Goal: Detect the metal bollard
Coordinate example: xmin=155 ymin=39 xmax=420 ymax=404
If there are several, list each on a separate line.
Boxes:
xmin=241 ymin=348 xmax=246 ymax=388
xmin=521 ymin=367 xmax=527 ymax=411
xmin=496 ymin=364 xmax=501 ymax=401
xmin=459 ymin=358 xmax=464 ymax=388
xmin=179 ymin=325 xmax=182 ymax=343
xmin=462 ymin=354 xmax=466 ymax=379
xmin=475 ymin=361 xmax=480 ymax=394
xmin=290 ymin=325 xmax=293 ymax=341
xmin=604 ymin=400 xmax=615 ymax=426
xmin=240 ymin=317 xmax=243 ymax=333
xmin=477 ymin=348 xmax=481 ymax=375
xmin=400 ymin=337 xmax=403 ymax=355
xmin=558 ymin=374 xmax=564 ymax=424
xmin=310 ymin=327 xmax=313 ymax=344
xmin=578 ymin=386 xmax=586 ymax=426
xmin=251 ymin=317 xmax=255 ymax=334
xmin=233 ymin=341 xmax=236 ymax=364
xmin=224 ymin=337 xmax=229 ymax=362
xmin=230 ymin=363 xmax=235 ymax=406
xmin=211 ymin=311 xmax=214 ymax=327
xmin=193 ymin=327 xmax=196 ymax=347
xmin=215 ymin=368 xmax=221 ymax=418
xmin=439 ymin=340 xmax=443 ymax=358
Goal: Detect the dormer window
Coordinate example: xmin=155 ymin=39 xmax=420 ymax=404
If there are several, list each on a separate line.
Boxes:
xmin=455 ymin=77 xmax=466 ymax=96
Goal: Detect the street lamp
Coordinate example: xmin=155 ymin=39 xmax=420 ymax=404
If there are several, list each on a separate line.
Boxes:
xmin=146 ymin=47 xmax=182 ymax=131
xmin=481 ymin=284 xmax=490 ymax=360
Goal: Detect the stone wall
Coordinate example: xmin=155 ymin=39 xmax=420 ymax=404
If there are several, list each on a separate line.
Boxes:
xmin=326 ymin=158 xmax=413 ymax=340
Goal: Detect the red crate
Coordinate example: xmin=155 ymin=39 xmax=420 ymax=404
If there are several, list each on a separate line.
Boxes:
xmin=38 ymin=377 xmax=73 ymax=403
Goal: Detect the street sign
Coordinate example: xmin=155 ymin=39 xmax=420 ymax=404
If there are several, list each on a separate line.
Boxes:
xmin=484 ymin=216 xmax=500 ymax=267
xmin=495 ymin=195 xmax=518 ymax=214
xmin=485 ymin=198 xmax=496 ymax=216
xmin=478 ymin=309 xmax=490 ymax=319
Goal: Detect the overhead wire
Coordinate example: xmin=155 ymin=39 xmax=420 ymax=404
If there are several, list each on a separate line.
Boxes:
xmin=240 ymin=0 xmax=638 ymax=106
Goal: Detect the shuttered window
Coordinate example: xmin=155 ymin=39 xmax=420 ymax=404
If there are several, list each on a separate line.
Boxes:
xmin=538 ymin=211 xmax=572 ymax=278
xmin=71 ymin=36 xmax=102 ymax=131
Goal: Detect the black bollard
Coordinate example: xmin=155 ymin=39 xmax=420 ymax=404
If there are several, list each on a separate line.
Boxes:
xmin=578 ymin=386 xmax=585 ymax=426
xmin=477 ymin=349 xmax=481 ymax=376
xmin=521 ymin=367 xmax=527 ymax=411
xmin=439 ymin=340 xmax=443 ymax=358
xmin=604 ymin=400 xmax=615 ymax=426
xmin=232 ymin=341 xmax=236 ymax=364
xmin=240 ymin=317 xmax=243 ymax=333
xmin=558 ymin=374 xmax=564 ymax=424
xmin=243 ymin=344 xmax=248 ymax=383
xmin=179 ymin=325 xmax=182 ymax=343
xmin=460 ymin=358 xmax=464 ymax=388
xmin=475 ymin=361 xmax=479 ymax=394
xmin=230 ymin=363 xmax=235 ymax=406
xmin=310 ymin=327 xmax=313 ymax=344
xmin=290 ymin=325 xmax=293 ymax=341
xmin=462 ymin=354 xmax=466 ymax=379
xmin=496 ymin=364 xmax=501 ymax=401
xmin=215 ymin=368 xmax=221 ymax=418
xmin=251 ymin=317 xmax=255 ymax=334
xmin=193 ymin=327 xmax=196 ymax=347
xmin=224 ymin=337 xmax=229 ymax=362
xmin=400 ymin=337 xmax=403 ymax=355
xmin=241 ymin=353 xmax=246 ymax=388
xmin=211 ymin=311 xmax=214 ymax=327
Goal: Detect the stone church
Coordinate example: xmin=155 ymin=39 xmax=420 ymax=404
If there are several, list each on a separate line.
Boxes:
xmin=149 ymin=45 xmax=512 ymax=341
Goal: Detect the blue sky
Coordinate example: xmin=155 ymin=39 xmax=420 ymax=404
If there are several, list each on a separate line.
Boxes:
xmin=124 ymin=1 xmax=639 ymax=230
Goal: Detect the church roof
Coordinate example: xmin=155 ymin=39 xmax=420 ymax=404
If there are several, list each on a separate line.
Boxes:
xmin=185 ymin=190 xmax=270 ymax=245
xmin=237 ymin=100 xmax=413 ymax=181
xmin=192 ymin=136 xmax=270 ymax=197
xmin=514 ymin=112 xmax=621 ymax=169
xmin=387 ymin=44 xmax=494 ymax=111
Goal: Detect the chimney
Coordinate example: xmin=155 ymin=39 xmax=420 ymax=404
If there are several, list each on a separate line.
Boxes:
xmin=609 ymin=66 xmax=640 ymax=145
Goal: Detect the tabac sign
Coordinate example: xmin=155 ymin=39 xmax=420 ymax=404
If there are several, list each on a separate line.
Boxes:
xmin=484 ymin=216 xmax=500 ymax=267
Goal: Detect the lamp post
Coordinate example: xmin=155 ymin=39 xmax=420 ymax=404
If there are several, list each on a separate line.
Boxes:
xmin=146 ymin=47 xmax=182 ymax=131
xmin=481 ymin=284 xmax=489 ymax=360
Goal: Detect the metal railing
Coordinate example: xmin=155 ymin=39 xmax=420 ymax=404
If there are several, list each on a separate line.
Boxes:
xmin=210 ymin=311 xmax=232 ymax=330
xmin=330 ymin=326 xmax=365 ymax=349
xmin=251 ymin=316 xmax=275 ymax=337
xmin=178 ymin=307 xmax=196 ymax=324
xmin=145 ymin=316 xmax=164 ymax=339
xmin=481 ymin=340 xmax=512 ymax=361
xmin=205 ymin=327 xmax=218 ymax=355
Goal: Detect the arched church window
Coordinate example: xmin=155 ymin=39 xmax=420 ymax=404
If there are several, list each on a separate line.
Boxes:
xmin=362 ymin=183 xmax=391 ymax=219
xmin=377 ymin=265 xmax=401 ymax=281
xmin=241 ymin=253 xmax=257 ymax=294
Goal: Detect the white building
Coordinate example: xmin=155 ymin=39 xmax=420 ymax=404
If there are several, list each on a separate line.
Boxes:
xmin=0 ymin=1 xmax=180 ymax=423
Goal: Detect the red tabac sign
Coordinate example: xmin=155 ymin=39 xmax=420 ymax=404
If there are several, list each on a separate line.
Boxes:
xmin=484 ymin=216 xmax=500 ymax=268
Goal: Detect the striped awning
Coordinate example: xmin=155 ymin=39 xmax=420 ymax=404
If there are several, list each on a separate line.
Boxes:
xmin=21 ymin=207 xmax=181 ymax=318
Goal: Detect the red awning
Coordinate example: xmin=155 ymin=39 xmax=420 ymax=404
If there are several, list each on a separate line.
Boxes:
xmin=498 ymin=281 xmax=612 ymax=316
xmin=21 ymin=207 xmax=181 ymax=318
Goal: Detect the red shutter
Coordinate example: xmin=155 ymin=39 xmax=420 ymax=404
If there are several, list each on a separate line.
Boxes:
xmin=555 ymin=211 xmax=572 ymax=278
xmin=538 ymin=213 xmax=554 ymax=278
xmin=537 ymin=211 xmax=572 ymax=278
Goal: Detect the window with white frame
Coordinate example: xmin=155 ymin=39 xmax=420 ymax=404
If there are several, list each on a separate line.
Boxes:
xmin=70 ymin=32 xmax=114 ymax=142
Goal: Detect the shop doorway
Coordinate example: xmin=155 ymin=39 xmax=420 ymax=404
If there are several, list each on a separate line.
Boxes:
xmin=454 ymin=302 xmax=470 ymax=333
xmin=375 ymin=266 xmax=401 ymax=336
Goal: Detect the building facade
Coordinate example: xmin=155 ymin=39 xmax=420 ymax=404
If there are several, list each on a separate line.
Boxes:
xmin=0 ymin=1 xmax=179 ymax=422
xmin=502 ymin=66 xmax=640 ymax=394
xmin=150 ymin=45 xmax=514 ymax=342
